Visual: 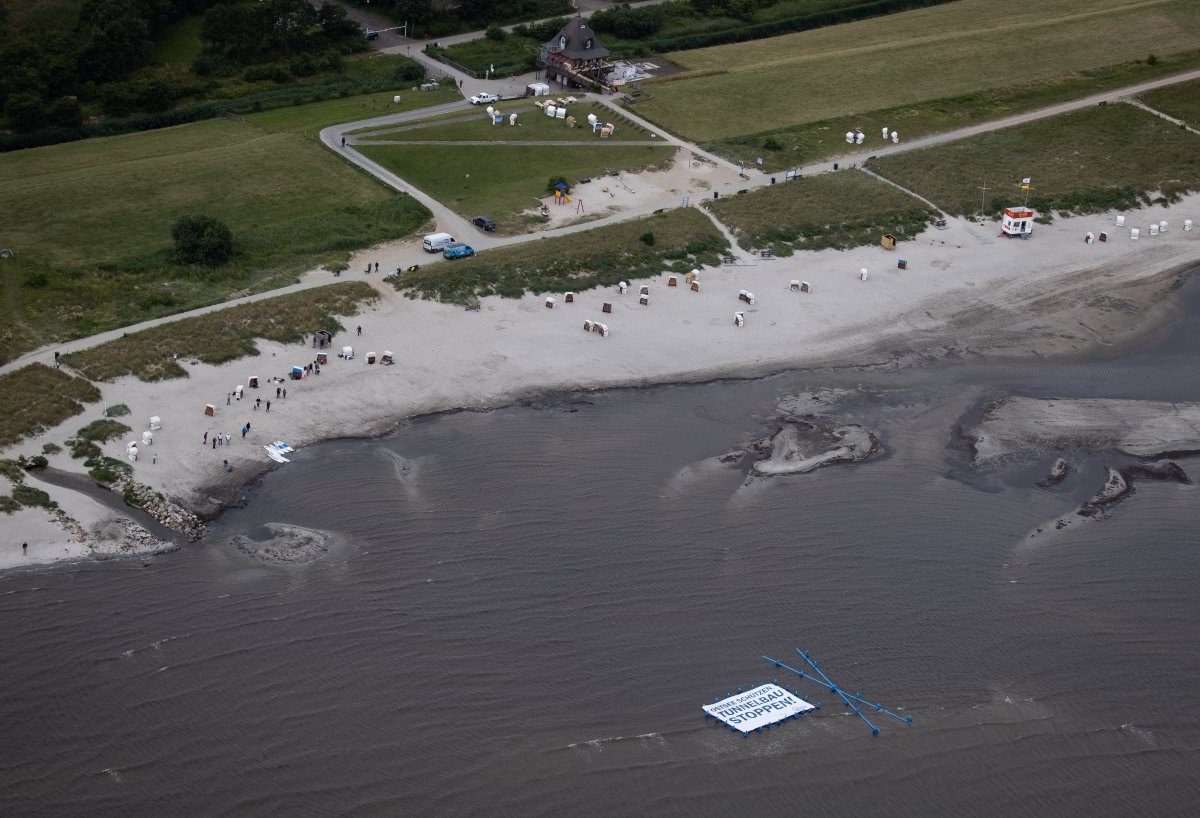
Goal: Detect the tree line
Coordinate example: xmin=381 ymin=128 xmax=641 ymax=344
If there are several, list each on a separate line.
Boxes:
xmin=343 ymin=0 xmax=573 ymax=39
xmin=0 ymin=0 xmax=366 ymax=133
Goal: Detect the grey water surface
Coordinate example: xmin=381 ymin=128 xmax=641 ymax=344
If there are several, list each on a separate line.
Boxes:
xmin=3 ymin=274 xmax=1200 ymax=816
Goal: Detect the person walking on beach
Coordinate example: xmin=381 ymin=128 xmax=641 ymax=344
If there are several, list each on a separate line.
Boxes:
xmin=282 ymin=388 xmax=287 ymax=399
xmin=225 ymin=432 xmax=231 ymax=445
xmin=204 ymin=431 xmax=208 ymax=445
xmin=213 ymin=438 xmax=217 ymax=449
xmin=356 ymin=325 xmax=362 ymax=336
xmin=374 ymin=262 xmax=379 ymax=273
xmin=22 ymin=542 xmax=27 ymax=554
xmin=266 ymin=401 xmax=271 ymax=412
xmin=276 ymin=387 xmax=281 ymax=398
xmin=341 ymin=136 xmax=346 ymax=147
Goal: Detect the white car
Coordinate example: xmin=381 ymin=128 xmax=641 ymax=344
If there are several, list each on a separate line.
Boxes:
xmin=469 ymin=92 xmax=499 ymax=105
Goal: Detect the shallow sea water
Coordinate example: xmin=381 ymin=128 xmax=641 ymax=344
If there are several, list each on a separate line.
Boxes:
xmin=2 ymin=275 xmax=1200 ymax=816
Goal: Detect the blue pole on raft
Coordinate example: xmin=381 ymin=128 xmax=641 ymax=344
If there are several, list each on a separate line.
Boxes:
xmin=795 ymin=649 xmax=878 ymax=735
xmin=795 ymin=650 xmax=911 ymax=725
xmin=761 ymin=653 xmax=913 ymax=731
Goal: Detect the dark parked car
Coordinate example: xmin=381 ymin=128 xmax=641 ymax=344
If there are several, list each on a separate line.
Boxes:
xmin=472 ymin=216 xmax=496 ymax=232
xmin=364 ymin=29 xmax=379 ymax=41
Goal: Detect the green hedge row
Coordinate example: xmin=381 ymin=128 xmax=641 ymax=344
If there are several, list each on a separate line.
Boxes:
xmin=642 ymin=0 xmax=954 ymax=54
xmin=0 ymin=72 xmax=424 ymax=153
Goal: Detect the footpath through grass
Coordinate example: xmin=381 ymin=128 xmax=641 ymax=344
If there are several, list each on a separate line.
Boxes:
xmin=1141 ymin=78 xmax=1200 ymax=130
xmin=358 ymin=142 xmax=676 ymax=233
xmin=869 ymin=104 xmax=1200 ymax=217
xmin=707 ymin=171 xmax=936 ymax=256
xmin=62 ymin=282 xmax=378 ymax=383
xmin=389 ymin=208 xmax=727 ymax=304
xmin=0 ymin=88 xmax=459 ymax=366
xmin=703 ymin=50 xmax=1200 ymax=172
xmin=0 ymin=364 xmax=102 ymax=450
xmin=633 ymin=0 xmax=1200 ymax=143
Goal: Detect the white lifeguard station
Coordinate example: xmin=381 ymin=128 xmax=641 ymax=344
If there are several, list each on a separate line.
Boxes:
xmin=1001 ymin=206 xmax=1035 ymax=238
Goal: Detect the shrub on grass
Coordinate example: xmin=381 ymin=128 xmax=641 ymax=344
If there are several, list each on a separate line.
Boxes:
xmin=4 ymin=92 xmax=45 ymax=132
xmin=43 ymin=443 xmax=63 ymax=456
xmin=13 ymin=485 xmax=56 ymax=510
xmin=72 ymin=420 xmax=132 ymax=450
xmin=89 ymin=457 xmax=131 ymax=484
xmin=106 ymin=404 xmax=131 ymax=417
xmin=172 ymin=215 xmax=235 ymax=266
xmin=0 ymin=496 xmax=20 ymax=514
xmin=22 ymin=456 xmax=49 ymax=471
xmin=47 ymin=97 xmax=84 ymax=128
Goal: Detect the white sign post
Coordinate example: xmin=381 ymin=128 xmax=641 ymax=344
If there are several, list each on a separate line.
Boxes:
xmin=703 ymin=683 xmax=814 ymax=733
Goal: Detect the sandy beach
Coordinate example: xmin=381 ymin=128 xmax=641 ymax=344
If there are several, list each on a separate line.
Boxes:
xmin=3 ymin=191 xmax=1198 ymax=569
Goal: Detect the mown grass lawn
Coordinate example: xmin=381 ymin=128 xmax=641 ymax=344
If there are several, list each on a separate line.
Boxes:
xmin=390 ymin=207 xmax=727 ymax=303
xmin=0 ymin=88 xmax=460 ymax=364
xmin=869 ymin=104 xmax=1200 ymax=217
xmin=358 ymin=142 xmax=676 ymax=231
xmin=708 ymin=170 xmax=935 ymax=255
xmin=1141 ymin=78 xmax=1200 ymax=130
xmin=354 ymin=102 xmax=656 ymax=143
xmin=633 ymin=0 xmax=1200 ymax=142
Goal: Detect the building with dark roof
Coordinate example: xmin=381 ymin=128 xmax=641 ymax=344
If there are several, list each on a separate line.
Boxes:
xmin=540 ymin=17 xmax=611 ymax=88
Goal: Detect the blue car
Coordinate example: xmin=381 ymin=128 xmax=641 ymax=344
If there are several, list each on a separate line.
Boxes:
xmin=443 ymin=244 xmax=475 ymax=260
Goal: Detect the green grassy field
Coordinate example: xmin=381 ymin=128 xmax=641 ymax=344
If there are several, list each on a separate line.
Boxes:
xmin=354 ymin=103 xmax=656 ymax=143
xmin=0 ymin=88 xmax=459 ymax=364
xmin=633 ymin=0 xmax=1200 ymax=143
xmin=707 ymin=170 xmax=935 ymax=255
xmin=869 ymin=104 xmax=1200 ymax=217
xmin=704 ymin=49 xmax=1200 ymax=171
xmin=1141 ymin=78 xmax=1200 ymax=130
xmin=358 ymin=143 xmax=676 ymax=232
xmin=62 ymin=281 xmax=378 ymax=383
xmin=390 ymin=207 xmax=726 ymax=303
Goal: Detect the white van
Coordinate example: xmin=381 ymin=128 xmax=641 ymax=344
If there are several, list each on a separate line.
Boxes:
xmin=423 ymin=232 xmax=456 ymax=253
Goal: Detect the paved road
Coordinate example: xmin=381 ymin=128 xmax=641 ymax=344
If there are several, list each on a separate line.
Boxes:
xmin=5 ymin=67 xmax=1199 ymax=377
